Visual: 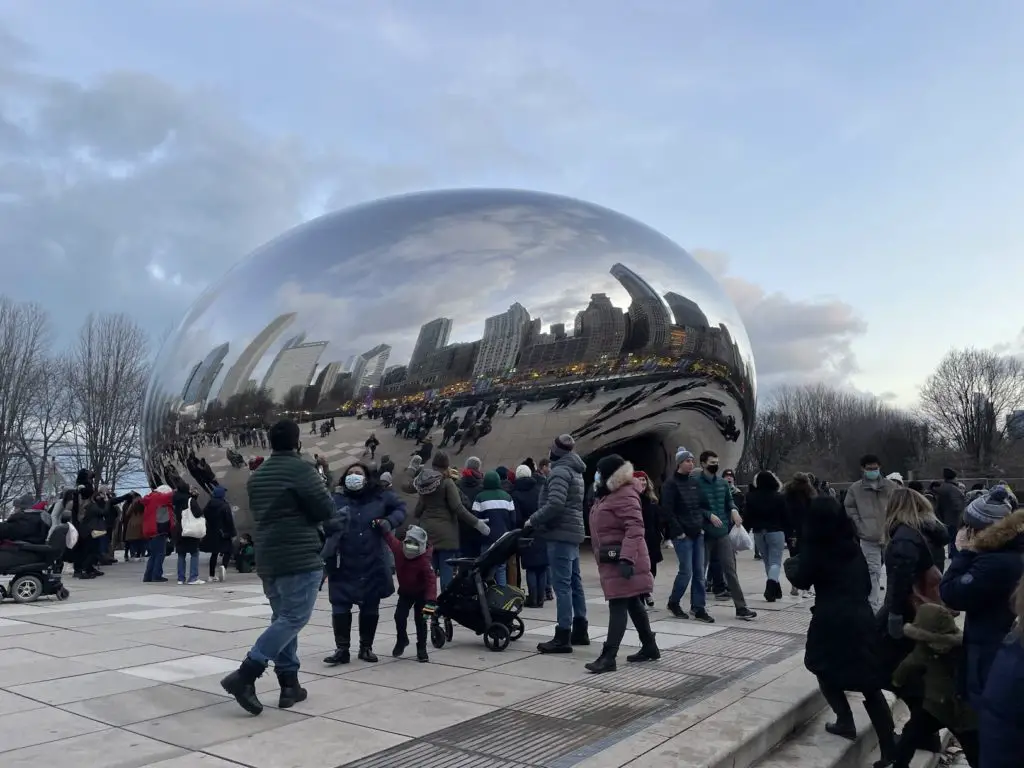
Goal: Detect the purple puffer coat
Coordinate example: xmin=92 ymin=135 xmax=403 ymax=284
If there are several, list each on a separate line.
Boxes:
xmin=589 ymin=464 xmax=654 ymax=600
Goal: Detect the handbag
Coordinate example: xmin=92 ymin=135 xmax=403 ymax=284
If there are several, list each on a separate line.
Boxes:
xmin=180 ymin=501 xmax=207 ymax=539
xmin=598 ymin=543 xmax=621 ymax=564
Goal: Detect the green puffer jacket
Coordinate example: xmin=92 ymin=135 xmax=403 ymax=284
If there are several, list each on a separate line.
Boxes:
xmin=247 ymin=450 xmax=336 ymax=579
xmin=698 ymin=473 xmax=733 ymax=540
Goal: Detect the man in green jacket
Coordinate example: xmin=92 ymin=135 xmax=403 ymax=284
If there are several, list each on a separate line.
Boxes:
xmin=221 ymin=419 xmax=335 ymax=716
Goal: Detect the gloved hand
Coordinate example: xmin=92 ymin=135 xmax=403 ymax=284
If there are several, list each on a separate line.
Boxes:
xmin=618 ymin=560 xmax=634 ymax=579
xmin=522 ymin=518 xmax=533 ymax=533
xmin=475 ymin=519 xmax=491 ymax=537
xmin=373 ymin=519 xmax=392 ymax=533
xmin=887 ymin=613 xmax=905 ymax=640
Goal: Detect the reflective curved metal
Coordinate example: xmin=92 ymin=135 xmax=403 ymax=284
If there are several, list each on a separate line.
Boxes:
xmin=142 ymin=189 xmax=757 ymax=530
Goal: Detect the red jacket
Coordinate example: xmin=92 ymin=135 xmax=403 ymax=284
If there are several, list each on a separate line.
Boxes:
xmin=141 ymin=490 xmax=175 ymax=539
xmin=384 ymin=532 xmax=437 ymax=601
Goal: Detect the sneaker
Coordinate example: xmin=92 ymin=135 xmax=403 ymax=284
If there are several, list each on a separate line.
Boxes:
xmin=692 ymin=608 xmax=715 ymax=623
xmin=217 ymin=565 xmax=226 ymax=582
xmin=736 ymin=608 xmax=757 ymax=621
xmin=666 ymin=601 xmax=689 ymax=619
xmin=714 ymin=590 xmax=732 ymax=601
xmin=177 ymin=580 xmax=185 ymax=585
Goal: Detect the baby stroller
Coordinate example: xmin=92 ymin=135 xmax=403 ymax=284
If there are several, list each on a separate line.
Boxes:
xmin=429 ymin=529 xmax=527 ymax=652
xmin=0 ymin=524 xmax=71 ymax=603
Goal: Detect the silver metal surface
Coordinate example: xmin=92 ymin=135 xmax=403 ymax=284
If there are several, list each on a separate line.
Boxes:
xmin=142 ymin=188 xmax=756 ymax=524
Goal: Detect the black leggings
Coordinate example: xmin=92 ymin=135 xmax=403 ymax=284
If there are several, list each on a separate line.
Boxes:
xmin=606 ymin=596 xmax=652 ymax=648
xmin=819 ymin=681 xmax=896 ymax=756
xmin=209 ymin=549 xmax=231 ymax=577
xmin=395 ymin=594 xmax=427 ymax=646
xmin=893 ymin=708 xmax=978 ymax=768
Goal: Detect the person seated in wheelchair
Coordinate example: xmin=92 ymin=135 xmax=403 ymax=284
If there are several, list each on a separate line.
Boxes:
xmin=0 ymin=494 xmax=59 ymax=571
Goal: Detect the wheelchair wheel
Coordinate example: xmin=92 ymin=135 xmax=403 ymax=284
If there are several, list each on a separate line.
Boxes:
xmin=509 ymin=615 xmax=525 ymax=641
xmin=483 ymin=623 xmax=511 ymax=652
xmin=55 ymin=587 xmax=70 ymax=601
xmin=11 ymin=574 xmax=43 ymax=603
xmin=430 ymin=618 xmax=447 ymax=649
xmin=444 ymin=616 xmax=454 ymax=641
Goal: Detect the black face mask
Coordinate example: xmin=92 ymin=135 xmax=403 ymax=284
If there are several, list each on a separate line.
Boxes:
xmin=705 ymin=464 xmax=719 ymax=474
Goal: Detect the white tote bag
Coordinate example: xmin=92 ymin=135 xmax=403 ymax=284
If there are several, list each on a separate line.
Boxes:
xmin=729 ymin=523 xmax=754 ymax=553
xmin=65 ymin=523 xmax=79 ymax=550
xmin=180 ymin=500 xmax=207 ymax=540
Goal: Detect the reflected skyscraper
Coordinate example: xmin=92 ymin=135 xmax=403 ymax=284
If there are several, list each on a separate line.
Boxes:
xmin=358 ymin=344 xmax=391 ymax=389
xmin=610 ymin=263 xmax=671 ymax=353
xmin=183 ymin=343 xmax=230 ymax=405
xmin=663 ymin=292 xmax=710 ymax=329
xmin=262 ymin=341 xmax=328 ymax=403
xmin=409 ymin=318 xmax=453 ymax=371
xmin=216 ymin=313 xmax=296 ymax=402
xmin=474 ymin=302 xmax=530 ymax=377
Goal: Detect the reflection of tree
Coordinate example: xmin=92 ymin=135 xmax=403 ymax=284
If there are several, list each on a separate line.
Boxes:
xmin=205 ymin=388 xmax=276 ymax=428
xmin=282 ymin=385 xmax=305 ymax=412
xmin=321 ymin=373 xmax=356 ymax=408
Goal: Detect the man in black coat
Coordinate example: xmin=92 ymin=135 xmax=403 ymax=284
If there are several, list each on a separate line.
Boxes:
xmin=660 ymin=449 xmax=715 ymax=623
xmin=934 ymin=467 xmax=966 ymax=557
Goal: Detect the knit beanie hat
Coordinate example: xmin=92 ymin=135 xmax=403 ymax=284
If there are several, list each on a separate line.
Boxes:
xmin=595 ymin=455 xmax=626 ymax=486
xmin=942 ymin=467 xmax=957 ymax=481
xmin=379 ymin=471 xmax=393 ymax=486
xmin=675 ymin=447 xmax=694 ymax=465
xmin=963 ymin=487 xmax=1012 ymax=530
xmin=431 ymin=451 xmax=450 ymax=470
xmin=550 ymin=434 xmax=575 ymax=459
xmin=464 ymin=456 xmax=482 ymax=472
xmin=515 ymin=464 xmax=533 ymax=480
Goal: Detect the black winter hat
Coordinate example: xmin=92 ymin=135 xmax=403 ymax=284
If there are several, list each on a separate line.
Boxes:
xmin=942 ymin=467 xmax=957 ymax=481
xmin=596 ymin=454 xmax=626 ymax=485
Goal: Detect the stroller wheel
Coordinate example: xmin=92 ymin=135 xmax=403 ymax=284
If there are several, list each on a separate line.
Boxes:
xmin=11 ymin=574 xmax=43 ymax=603
xmin=430 ymin=618 xmax=447 ymax=649
xmin=444 ymin=616 xmax=454 ymax=641
xmin=509 ymin=615 xmax=525 ymax=641
xmin=55 ymin=586 xmax=70 ymax=601
xmin=483 ymin=623 xmax=511 ymax=652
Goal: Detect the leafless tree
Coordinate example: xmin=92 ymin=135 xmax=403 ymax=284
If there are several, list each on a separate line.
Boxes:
xmin=0 ymin=298 xmax=50 ymax=506
xmin=281 ymin=385 xmax=305 ymax=413
xmin=15 ymin=352 xmax=76 ymax=499
xmin=68 ymin=313 xmax=150 ymax=490
xmin=919 ymin=348 xmax=1024 ymax=472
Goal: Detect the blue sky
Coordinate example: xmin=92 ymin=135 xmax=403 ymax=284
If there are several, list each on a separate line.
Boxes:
xmin=2 ymin=0 xmax=1022 ymax=403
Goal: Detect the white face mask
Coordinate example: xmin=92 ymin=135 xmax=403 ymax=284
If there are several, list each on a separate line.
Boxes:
xmin=344 ymin=474 xmax=365 ymax=491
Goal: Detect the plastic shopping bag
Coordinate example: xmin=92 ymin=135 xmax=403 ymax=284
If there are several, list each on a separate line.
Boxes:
xmin=729 ymin=524 xmax=754 ymax=553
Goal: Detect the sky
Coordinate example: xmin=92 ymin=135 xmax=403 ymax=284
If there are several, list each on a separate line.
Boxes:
xmin=2 ymin=0 xmax=1023 ymax=405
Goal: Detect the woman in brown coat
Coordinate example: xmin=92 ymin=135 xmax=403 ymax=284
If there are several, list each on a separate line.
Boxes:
xmin=123 ymin=496 xmax=146 ymax=561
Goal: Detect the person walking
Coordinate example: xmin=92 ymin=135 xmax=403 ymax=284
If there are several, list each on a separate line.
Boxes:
xmin=660 ymin=448 xmax=713 ymax=623
xmin=525 ymin=434 xmax=589 ymax=653
xmin=220 ymin=419 xmax=336 ymax=716
xmin=934 ymin=468 xmax=966 ymax=559
xmin=585 ymin=455 xmax=660 ymax=673
xmin=744 ymin=471 xmax=789 ymax=602
xmin=844 ymin=454 xmax=898 ymax=611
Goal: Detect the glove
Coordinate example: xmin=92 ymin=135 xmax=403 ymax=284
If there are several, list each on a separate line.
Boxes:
xmin=618 ymin=560 xmax=634 ymax=580
xmin=373 ymin=519 xmax=392 ymax=533
xmin=887 ymin=613 xmax=905 ymax=640
xmin=522 ymin=518 xmax=533 ymax=533
xmin=475 ymin=519 xmax=491 ymax=537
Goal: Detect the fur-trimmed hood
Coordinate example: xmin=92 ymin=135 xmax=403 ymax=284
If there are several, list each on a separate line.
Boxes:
xmin=904 ymin=623 xmax=963 ymax=651
xmin=604 ymin=461 xmax=638 ymax=493
xmin=970 ymin=509 xmax=1024 ymax=553
xmin=752 ymin=470 xmax=781 ymax=492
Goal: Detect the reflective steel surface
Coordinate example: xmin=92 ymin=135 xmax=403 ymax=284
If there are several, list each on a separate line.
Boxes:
xmin=142 ymin=189 xmax=756 ymax=529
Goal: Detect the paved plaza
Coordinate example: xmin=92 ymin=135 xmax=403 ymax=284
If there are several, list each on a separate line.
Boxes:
xmin=1 ymin=546 xmax=819 ymax=767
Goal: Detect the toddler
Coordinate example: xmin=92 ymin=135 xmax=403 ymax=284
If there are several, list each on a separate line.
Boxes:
xmin=382 ymin=525 xmax=436 ymax=662
xmin=234 ymin=533 xmax=255 ymax=573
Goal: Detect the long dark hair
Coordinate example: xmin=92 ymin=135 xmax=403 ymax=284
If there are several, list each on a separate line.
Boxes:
xmin=805 ymin=496 xmax=860 ymax=559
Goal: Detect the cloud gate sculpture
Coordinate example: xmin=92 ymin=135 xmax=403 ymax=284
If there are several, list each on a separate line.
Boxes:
xmin=142 ymin=188 xmax=757 ymax=531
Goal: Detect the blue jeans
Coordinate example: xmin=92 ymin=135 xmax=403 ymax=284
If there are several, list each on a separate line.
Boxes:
xmin=143 ymin=535 xmax=167 ymax=581
xmin=754 ymin=531 xmax=786 ymax=582
xmin=669 ymin=535 xmax=706 ymax=610
xmin=247 ymin=569 xmax=321 ymax=673
xmin=492 ymin=562 xmax=508 ymax=587
xmin=546 ymin=541 xmax=587 ymax=630
xmin=432 ymin=549 xmax=459 ymax=591
xmin=177 ymin=553 xmax=200 ymax=583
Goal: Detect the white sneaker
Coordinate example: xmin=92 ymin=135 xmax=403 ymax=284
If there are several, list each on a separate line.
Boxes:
xmin=187 ymin=579 xmax=206 ymax=586
xmin=177 ymin=580 xmax=185 ymax=585
xmin=217 ymin=565 xmax=226 ymax=582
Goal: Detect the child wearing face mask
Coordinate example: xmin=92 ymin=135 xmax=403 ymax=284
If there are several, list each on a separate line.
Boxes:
xmin=379 ymin=524 xmax=436 ymax=662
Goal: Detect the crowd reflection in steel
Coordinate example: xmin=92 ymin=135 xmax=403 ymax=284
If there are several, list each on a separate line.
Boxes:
xmin=141 ymin=189 xmax=756 ymax=528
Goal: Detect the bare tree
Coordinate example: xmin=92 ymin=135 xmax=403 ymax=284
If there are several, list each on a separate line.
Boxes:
xmin=0 ymin=298 xmax=50 ymax=506
xmin=68 ymin=313 xmax=150 ymax=490
xmin=15 ymin=352 xmax=76 ymax=499
xmin=919 ymin=348 xmax=1024 ymax=471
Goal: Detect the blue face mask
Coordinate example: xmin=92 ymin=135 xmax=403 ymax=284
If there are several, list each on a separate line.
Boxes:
xmin=864 ymin=469 xmax=880 ymax=481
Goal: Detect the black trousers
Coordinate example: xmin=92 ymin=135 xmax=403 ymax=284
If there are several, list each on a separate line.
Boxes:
xmin=893 ymin=708 xmax=978 ymax=768
xmin=819 ymin=680 xmax=896 ymax=757
xmin=606 ymin=595 xmax=653 ymax=648
xmin=395 ymin=594 xmax=427 ymax=646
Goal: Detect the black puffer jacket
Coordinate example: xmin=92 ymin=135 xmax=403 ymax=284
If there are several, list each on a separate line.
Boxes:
xmin=744 ymin=471 xmax=789 ymax=534
xmin=660 ymin=471 xmax=704 ymax=539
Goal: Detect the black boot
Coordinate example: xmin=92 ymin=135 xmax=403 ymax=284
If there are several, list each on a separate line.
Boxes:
xmin=765 ymin=580 xmax=779 ymax=602
xmin=626 ymin=600 xmax=661 ymax=662
xmin=392 ymin=627 xmax=409 ymax=658
xmin=537 ymin=626 xmax=573 ymax=654
xmin=820 ymin=685 xmax=857 ymax=740
xmin=570 ymin=617 xmax=590 ymax=646
xmin=220 ymin=657 xmax=265 ymax=715
xmin=585 ymin=643 xmax=618 ymax=674
xmin=323 ymin=613 xmax=351 ymax=665
xmin=276 ymin=670 xmax=307 ymax=709
xmin=358 ymin=611 xmax=379 ymax=663
xmin=863 ymin=691 xmax=897 ymax=763
xmin=416 ymin=642 xmax=429 ymax=662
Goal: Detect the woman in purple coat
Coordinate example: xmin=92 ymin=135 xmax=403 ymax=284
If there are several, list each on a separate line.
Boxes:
xmin=586 ymin=454 xmax=661 ymax=674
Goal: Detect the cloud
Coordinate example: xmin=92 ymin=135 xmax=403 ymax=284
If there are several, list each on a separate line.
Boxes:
xmin=692 ymin=249 xmax=867 ymax=385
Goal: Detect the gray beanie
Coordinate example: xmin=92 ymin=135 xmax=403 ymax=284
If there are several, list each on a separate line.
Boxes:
xmin=963 ymin=487 xmax=1012 ymax=530
xmin=465 ymin=456 xmax=482 ymax=471
xmin=550 ymin=434 xmax=575 ymax=459
xmin=675 ymin=447 xmax=694 ymax=465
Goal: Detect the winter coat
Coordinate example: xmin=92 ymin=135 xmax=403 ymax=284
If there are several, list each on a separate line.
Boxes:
xmin=80 ymin=499 xmax=108 ymax=538
xmin=457 ymin=470 xmax=485 ymax=552
xmin=201 ymin=489 xmax=236 ymax=554
xmin=935 ymin=481 xmax=967 ymax=529
xmin=472 ymin=472 xmax=515 ymax=546
xmin=0 ymin=510 xmax=49 ymax=545
xmin=784 ymin=505 xmax=882 ymax=692
xmin=511 ymin=475 xmax=546 ymax=569
xmin=783 ymin=487 xmax=814 ymax=553
xmin=660 ymin=471 xmax=706 ymax=540
xmin=324 ymin=486 xmax=406 ymax=607
xmin=939 ymin=509 xmax=1024 ymax=705
xmin=529 ymin=452 xmax=587 ymax=545
xmin=640 ymin=495 xmax=663 ymax=568
xmin=589 ymin=465 xmax=654 ymax=600
xmin=844 ymin=476 xmax=898 ymax=544
xmin=141 ymin=489 xmax=175 ymax=539
xmin=383 ymin=532 xmax=436 ymax=601
xmin=124 ymin=500 xmax=145 ymax=542
xmin=697 ymin=473 xmax=734 ymax=540
xmin=410 ymin=469 xmax=480 ymax=552
xmin=978 ymin=630 xmax=1024 ymax=767
xmin=744 ymin=472 xmax=789 ymax=534
xmin=247 ymin=450 xmax=336 ymax=579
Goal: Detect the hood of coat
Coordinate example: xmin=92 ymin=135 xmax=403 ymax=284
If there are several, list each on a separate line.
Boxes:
xmin=903 ymin=604 xmax=963 ymax=651
xmin=413 ymin=468 xmax=444 ymax=496
xmin=752 ymin=471 xmax=781 ymax=492
xmin=970 ymin=508 xmax=1024 ymax=553
xmin=554 ymin=452 xmax=587 ymax=475
xmin=603 ymin=460 xmax=637 ymax=493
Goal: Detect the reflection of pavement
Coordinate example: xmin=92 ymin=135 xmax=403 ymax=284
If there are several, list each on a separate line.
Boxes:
xmin=0 ymin=546 xmax=821 ymax=767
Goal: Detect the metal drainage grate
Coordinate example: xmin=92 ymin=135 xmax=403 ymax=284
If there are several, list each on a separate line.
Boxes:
xmin=681 ymin=630 xmax=787 ymax=660
xmin=582 ymin=665 xmax=709 ymax=699
xmin=723 ymin=628 xmax=801 ymax=647
xmin=513 ymin=684 xmax=668 ymax=729
xmin=339 ymin=741 xmax=529 ymax=768
xmin=647 ymin=651 xmax=756 ymax=677
xmin=429 ymin=710 xmax=608 ymax=765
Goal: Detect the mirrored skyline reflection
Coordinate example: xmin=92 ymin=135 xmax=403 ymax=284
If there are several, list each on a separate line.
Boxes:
xmin=143 ymin=188 xmax=756 ymax=488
